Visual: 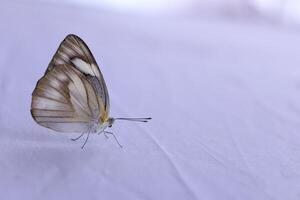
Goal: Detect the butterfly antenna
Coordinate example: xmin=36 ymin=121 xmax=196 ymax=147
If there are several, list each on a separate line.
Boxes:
xmin=114 ymin=117 xmax=152 ymax=123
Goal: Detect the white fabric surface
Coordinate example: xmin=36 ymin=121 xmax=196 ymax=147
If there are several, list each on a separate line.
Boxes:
xmin=1 ymin=1 xmax=300 ymax=200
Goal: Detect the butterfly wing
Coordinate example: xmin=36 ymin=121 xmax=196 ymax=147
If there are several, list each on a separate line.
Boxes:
xmin=31 ymin=64 xmax=104 ymax=132
xmin=31 ymin=34 xmax=109 ymax=133
xmin=47 ymin=34 xmax=109 ymax=114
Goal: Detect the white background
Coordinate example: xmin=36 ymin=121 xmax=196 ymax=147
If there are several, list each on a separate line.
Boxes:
xmin=1 ymin=0 xmax=300 ymax=199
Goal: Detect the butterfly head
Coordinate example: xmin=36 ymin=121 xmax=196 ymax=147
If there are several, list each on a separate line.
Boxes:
xmin=107 ymin=117 xmax=115 ymax=128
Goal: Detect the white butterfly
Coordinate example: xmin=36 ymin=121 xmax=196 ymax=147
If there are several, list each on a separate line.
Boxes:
xmin=31 ymin=34 xmax=151 ymax=148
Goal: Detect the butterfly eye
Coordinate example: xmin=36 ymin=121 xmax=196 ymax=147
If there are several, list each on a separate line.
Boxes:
xmin=109 ymin=125 xmax=112 ymax=128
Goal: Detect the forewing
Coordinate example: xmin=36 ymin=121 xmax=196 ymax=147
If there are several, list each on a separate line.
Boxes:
xmin=31 ymin=64 xmax=104 ymax=133
xmin=47 ymin=34 xmax=110 ymax=114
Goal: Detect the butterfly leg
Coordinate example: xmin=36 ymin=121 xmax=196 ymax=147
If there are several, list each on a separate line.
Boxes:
xmin=103 ymin=131 xmax=123 ymax=148
xmin=98 ymin=131 xmax=109 ymax=139
xmin=103 ymin=132 xmax=109 ymax=139
xmin=81 ymin=131 xmax=91 ymax=149
xmin=71 ymin=132 xmax=84 ymax=141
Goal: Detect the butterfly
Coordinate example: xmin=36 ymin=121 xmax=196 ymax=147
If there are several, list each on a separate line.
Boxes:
xmin=31 ymin=34 xmax=151 ymax=148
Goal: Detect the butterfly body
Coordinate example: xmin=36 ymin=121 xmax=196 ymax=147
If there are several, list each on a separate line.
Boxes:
xmin=31 ymin=34 xmax=150 ymax=148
